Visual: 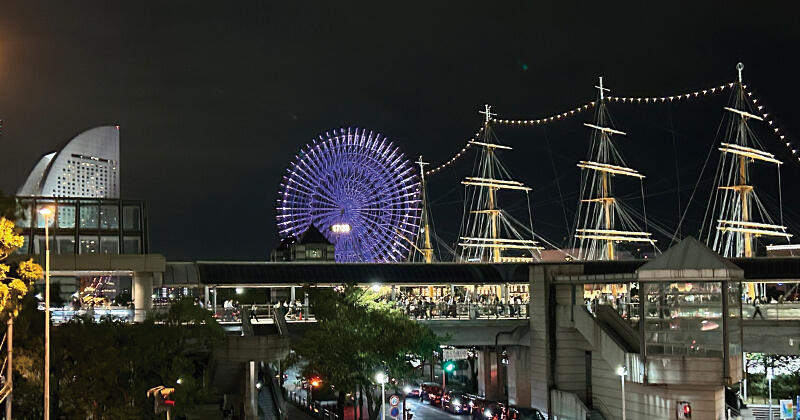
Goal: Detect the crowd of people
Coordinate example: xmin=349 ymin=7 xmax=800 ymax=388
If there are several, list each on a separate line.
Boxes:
xmin=390 ymin=293 xmax=529 ymax=319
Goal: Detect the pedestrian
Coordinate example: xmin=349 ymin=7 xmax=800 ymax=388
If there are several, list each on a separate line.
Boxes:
xmin=250 ymin=303 xmax=259 ymax=322
xmin=752 ymin=296 xmax=764 ymax=319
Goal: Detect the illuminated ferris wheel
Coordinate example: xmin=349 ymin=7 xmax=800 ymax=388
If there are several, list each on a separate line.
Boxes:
xmin=276 ymin=127 xmax=421 ymax=262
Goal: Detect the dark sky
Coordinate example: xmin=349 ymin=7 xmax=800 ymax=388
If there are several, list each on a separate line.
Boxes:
xmin=1 ymin=1 xmax=799 ymax=261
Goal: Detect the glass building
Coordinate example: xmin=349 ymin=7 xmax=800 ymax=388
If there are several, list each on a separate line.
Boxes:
xmin=13 ymin=196 xmax=148 ymax=255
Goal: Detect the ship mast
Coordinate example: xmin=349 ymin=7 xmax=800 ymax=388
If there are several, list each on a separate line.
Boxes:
xmin=416 ymin=156 xmax=434 ymax=263
xmin=574 ymin=77 xmax=654 ymax=260
xmin=712 ymin=63 xmax=792 ymax=257
xmin=458 ymin=105 xmax=542 ymax=263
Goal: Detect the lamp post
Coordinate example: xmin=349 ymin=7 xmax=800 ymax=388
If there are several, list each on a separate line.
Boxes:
xmin=767 ymin=369 xmax=774 ymax=420
xmin=376 ymin=372 xmax=387 ymax=420
xmin=617 ymin=366 xmax=627 ymax=420
xmin=310 ymin=377 xmax=321 ymax=411
xmin=39 ymin=207 xmax=53 ymax=420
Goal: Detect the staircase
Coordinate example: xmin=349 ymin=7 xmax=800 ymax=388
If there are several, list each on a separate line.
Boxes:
xmin=588 ymin=409 xmax=607 ymax=420
xmin=258 ymin=388 xmax=280 ymax=420
xmin=749 ymin=405 xmax=779 ymax=420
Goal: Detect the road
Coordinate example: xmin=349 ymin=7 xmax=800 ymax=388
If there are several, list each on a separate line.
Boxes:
xmin=405 ymin=397 xmax=469 ymax=420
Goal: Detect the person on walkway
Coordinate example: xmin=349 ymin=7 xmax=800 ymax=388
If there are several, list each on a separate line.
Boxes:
xmin=752 ymin=297 xmax=764 ymax=319
xmin=250 ymin=303 xmax=259 ymax=322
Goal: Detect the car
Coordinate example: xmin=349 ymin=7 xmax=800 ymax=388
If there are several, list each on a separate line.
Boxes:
xmin=469 ymin=397 xmax=505 ymax=420
xmin=419 ymin=382 xmax=443 ymax=405
xmin=442 ymin=390 xmax=471 ymax=414
xmin=404 ymin=383 xmax=421 ymax=398
xmin=506 ymin=406 xmax=545 ymax=420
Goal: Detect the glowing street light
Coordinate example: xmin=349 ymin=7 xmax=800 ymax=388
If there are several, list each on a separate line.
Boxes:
xmin=308 ymin=376 xmax=321 ymax=410
xmin=38 ymin=207 xmax=54 ymax=420
xmin=376 ymin=372 xmax=388 ymax=420
xmin=617 ymin=366 xmax=628 ymax=420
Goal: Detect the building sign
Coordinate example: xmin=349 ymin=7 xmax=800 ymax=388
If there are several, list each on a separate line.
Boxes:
xmin=443 ymin=349 xmax=470 ymax=360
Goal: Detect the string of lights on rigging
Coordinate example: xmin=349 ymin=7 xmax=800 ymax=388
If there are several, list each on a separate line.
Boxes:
xmin=426 ymin=78 xmax=798 ymax=175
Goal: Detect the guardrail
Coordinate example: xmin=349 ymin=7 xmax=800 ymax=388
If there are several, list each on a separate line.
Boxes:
xmin=287 ymin=390 xmax=339 ymax=420
xmin=742 ymin=303 xmax=800 ymax=321
xmin=400 ymin=302 xmax=529 ymax=320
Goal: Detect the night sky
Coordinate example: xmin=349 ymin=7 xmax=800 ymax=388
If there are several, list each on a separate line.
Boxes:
xmin=1 ymin=1 xmax=799 ymax=261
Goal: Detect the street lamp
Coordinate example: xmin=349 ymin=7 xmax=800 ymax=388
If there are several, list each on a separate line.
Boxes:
xmin=617 ymin=366 xmax=628 ymax=420
xmin=38 ymin=206 xmax=53 ymax=420
xmin=767 ymin=369 xmax=774 ymax=420
xmin=376 ymin=372 xmax=387 ymax=420
xmin=309 ymin=377 xmax=321 ymax=410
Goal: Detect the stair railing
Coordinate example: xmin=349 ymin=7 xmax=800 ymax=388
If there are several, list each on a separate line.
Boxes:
xmin=592 ymin=396 xmax=617 ymax=420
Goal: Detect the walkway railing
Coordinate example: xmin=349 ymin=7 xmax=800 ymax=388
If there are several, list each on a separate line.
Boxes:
xmin=592 ymin=395 xmax=617 ymax=420
xmin=742 ymin=302 xmax=800 ymax=321
xmin=287 ymin=390 xmax=339 ymax=420
xmin=49 ymin=299 xmax=531 ymax=325
xmin=588 ymin=300 xmax=800 ymax=322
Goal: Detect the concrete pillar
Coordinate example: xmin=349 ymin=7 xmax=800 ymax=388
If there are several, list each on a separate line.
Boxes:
xmin=529 ymin=266 xmax=551 ymax=414
xmin=204 ymin=285 xmax=210 ymax=310
xmin=291 ymin=286 xmax=296 ymax=302
xmin=477 ymin=347 xmax=501 ymax=400
xmin=506 ymin=346 xmax=531 ymax=406
xmin=132 ymin=272 xmax=154 ymax=322
xmin=245 ymin=361 xmax=257 ymax=420
xmin=213 ymin=287 xmax=218 ymax=314
xmin=391 ymin=285 xmax=397 ymax=301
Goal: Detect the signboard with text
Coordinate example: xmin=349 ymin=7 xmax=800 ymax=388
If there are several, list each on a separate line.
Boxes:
xmin=443 ymin=349 xmax=470 ymax=360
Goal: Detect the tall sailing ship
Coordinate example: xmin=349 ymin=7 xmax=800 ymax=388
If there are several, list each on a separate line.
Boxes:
xmin=457 ymin=105 xmax=542 ymax=263
xmin=572 ymin=77 xmax=655 ymax=260
xmin=709 ymin=63 xmax=792 ymax=258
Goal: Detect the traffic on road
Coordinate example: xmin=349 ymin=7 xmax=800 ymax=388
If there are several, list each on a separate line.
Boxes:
xmin=402 ymin=384 xmax=545 ymax=420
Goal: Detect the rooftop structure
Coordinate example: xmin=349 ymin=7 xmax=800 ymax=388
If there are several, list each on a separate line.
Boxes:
xmin=18 ymin=126 xmax=120 ymax=198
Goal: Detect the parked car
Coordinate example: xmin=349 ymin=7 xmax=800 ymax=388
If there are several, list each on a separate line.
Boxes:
xmin=404 ymin=383 xmax=421 ymax=398
xmin=506 ymin=406 xmax=545 ymax=420
xmin=442 ymin=390 xmax=471 ymax=414
xmin=420 ymin=382 xmax=443 ymax=405
xmin=469 ymin=397 xmax=505 ymax=420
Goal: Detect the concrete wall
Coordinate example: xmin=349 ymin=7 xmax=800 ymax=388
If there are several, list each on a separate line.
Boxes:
xmin=216 ymin=335 xmax=291 ymax=363
xmin=529 ymin=265 xmax=551 ymax=413
xmin=550 ymin=275 xmax=730 ymax=420
xmin=506 ymin=346 xmax=531 ymax=406
xmin=553 ymin=328 xmax=589 ymax=402
xmin=743 ymin=320 xmax=800 ymax=354
xmin=478 ymin=348 xmax=502 ymax=400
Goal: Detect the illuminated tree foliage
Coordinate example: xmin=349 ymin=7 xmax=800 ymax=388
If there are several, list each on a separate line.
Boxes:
xmin=0 ymin=217 xmax=43 ymax=318
xmin=291 ymin=285 xmax=440 ymax=420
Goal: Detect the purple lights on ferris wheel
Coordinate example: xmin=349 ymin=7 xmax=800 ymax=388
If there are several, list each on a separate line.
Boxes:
xmin=276 ymin=127 xmax=421 ymax=262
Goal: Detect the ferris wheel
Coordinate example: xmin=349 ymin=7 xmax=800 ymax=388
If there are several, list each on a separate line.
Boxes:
xmin=276 ymin=127 xmax=421 ymax=262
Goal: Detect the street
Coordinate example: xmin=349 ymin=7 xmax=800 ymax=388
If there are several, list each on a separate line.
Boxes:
xmin=405 ymin=397 xmax=468 ymax=420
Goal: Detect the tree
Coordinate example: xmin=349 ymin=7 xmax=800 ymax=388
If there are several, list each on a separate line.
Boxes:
xmin=0 ymin=192 xmax=21 ymax=222
xmin=11 ymin=297 xmax=225 ymax=419
xmin=291 ymin=285 xmax=441 ymax=420
xmin=0 ymin=216 xmax=44 ymax=415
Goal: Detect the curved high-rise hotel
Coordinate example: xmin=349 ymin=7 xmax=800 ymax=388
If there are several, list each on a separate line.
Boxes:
xmin=18 ymin=125 xmax=120 ymax=198
xmin=14 ymin=125 xmax=147 ymax=256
